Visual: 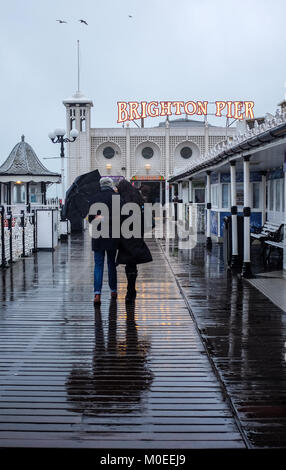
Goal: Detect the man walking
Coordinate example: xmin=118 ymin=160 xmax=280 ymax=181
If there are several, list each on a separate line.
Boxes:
xmin=88 ymin=177 xmax=120 ymax=305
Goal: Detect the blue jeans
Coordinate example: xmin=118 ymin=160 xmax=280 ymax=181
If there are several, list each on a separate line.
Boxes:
xmin=93 ymin=250 xmax=117 ymax=294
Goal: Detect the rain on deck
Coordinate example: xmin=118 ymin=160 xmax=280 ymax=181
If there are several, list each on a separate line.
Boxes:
xmin=0 ymin=233 xmax=245 ymax=449
xmin=162 ymin=238 xmax=286 ymax=448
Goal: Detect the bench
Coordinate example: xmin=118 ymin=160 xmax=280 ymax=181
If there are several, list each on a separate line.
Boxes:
xmin=264 ymin=227 xmax=284 ymax=263
xmin=251 ymin=221 xmax=282 ymax=243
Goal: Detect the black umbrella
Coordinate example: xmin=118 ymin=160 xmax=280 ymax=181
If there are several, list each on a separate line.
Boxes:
xmin=62 ymin=169 xmax=101 ymax=221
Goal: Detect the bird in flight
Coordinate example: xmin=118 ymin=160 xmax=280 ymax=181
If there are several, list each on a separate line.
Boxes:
xmin=128 ymin=15 xmax=133 ymax=18
xmin=56 ymin=19 xmax=67 ymax=23
xmin=79 ymin=19 xmax=88 ymax=25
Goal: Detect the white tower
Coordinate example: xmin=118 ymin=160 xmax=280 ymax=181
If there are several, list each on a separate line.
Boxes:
xmin=63 ymin=41 xmax=93 ymax=185
xmin=63 ymin=91 xmax=93 ymax=186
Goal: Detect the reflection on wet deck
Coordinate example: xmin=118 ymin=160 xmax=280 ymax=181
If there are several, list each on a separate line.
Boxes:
xmin=0 ymin=234 xmax=245 ymax=448
xmin=162 ymin=237 xmax=286 ymax=448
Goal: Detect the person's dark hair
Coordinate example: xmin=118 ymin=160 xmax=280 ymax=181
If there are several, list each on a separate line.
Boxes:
xmin=117 ymin=179 xmax=144 ymax=205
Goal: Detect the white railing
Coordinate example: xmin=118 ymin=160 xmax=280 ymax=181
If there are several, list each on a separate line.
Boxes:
xmin=0 ymin=207 xmax=36 ymax=267
xmin=0 ymin=202 xmax=65 ymax=267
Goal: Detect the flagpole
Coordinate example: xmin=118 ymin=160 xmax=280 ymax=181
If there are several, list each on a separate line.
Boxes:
xmin=77 ymin=39 xmax=80 ymax=92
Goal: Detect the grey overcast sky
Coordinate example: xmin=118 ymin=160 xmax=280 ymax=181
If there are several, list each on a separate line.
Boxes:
xmin=1 ymin=0 xmax=286 ymax=184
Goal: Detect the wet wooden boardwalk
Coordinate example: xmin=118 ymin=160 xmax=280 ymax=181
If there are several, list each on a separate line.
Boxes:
xmin=0 ymin=233 xmax=245 ymax=448
xmin=162 ymin=237 xmax=286 ymax=448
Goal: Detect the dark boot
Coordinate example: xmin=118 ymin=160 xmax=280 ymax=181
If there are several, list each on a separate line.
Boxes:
xmin=125 ymin=266 xmax=138 ymax=303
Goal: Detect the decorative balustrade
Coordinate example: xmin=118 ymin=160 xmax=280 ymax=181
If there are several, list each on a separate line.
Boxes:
xmin=0 ymin=202 xmax=71 ymax=267
xmin=0 ymin=206 xmax=36 ymax=267
xmin=12 ymin=214 xmax=24 ymax=261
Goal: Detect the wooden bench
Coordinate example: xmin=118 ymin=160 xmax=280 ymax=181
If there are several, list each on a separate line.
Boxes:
xmin=251 ymin=221 xmax=282 ymax=244
xmin=264 ymin=230 xmax=284 ymax=264
xmin=251 ymin=221 xmax=284 ymax=264
xmin=264 ymin=239 xmax=284 ymax=262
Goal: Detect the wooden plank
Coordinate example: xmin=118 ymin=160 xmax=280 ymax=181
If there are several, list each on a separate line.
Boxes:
xmin=0 ymin=236 xmax=245 ymax=448
xmin=161 ymin=236 xmax=286 ymax=449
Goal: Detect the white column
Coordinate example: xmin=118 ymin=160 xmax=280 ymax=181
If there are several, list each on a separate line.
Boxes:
xmin=178 ymin=182 xmax=182 ymax=200
xmin=159 ymin=181 xmax=163 ymax=205
xmin=65 ymin=106 xmax=71 ymax=187
xmin=230 ymin=162 xmax=238 ymax=268
xmin=86 ymin=104 xmax=91 ymax=133
xmin=261 ymin=172 xmax=267 ymax=225
xmin=75 ymin=104 xmax=81 ymax=179
xmin=188 ymin=179 xmax=193 ymax=202
xmin=206 ymin=171 xmax=212 ymax=248
xmin=204 ymin=117 xmax=209 ymax=156
xmin=86 ymin=105 xmax=92 ymax=175
xmin=165 ymin=121 xmax=170 ymax=206
xmin=242 ymin=156 xmax=252 ymax=277
xmin=126 ymin=124 xmax=131 ymax=180
xmin=188 ymin=179 xmax=193 ymax=229
xmin=170 ymin=185 xmax=174 ymax=217
xmin=75 ymin=104 xmax=81 ymax=129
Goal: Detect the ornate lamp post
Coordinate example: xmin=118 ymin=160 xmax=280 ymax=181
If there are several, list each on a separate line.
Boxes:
xmin=48 ymin=128 xmax=79 ymax=207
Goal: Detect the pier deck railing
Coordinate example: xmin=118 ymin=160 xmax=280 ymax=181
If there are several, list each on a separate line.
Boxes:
xmin=0 ymin=203 xmax=63 ymax=267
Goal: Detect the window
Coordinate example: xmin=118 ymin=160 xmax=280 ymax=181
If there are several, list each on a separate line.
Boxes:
xmin=142 ymin=147 xmax=154 ymax=159
xmin=221 ymin=184 xmax=229 ymax=208
xmin=70 ymin=108 xmax=76 ymax=131
xmin=194 ymin=188 xmax=205 ymax=203
xmin=13 ymin=184 xmax=25 ymax=204
xmin=29 ymin=184 xmax=41 ymax=203
xmin=103 ymin=146 xmax=115 ymax=159
xmin=80 ymin=119 xmax=86 ymax=132
xmin=269 ymin=180 xmax=274 ymax=211
xmin=180 ymin=147 xmax=192 ymax=159
xmin=3 ymin=184 xmax=8 ymax=203
xmin=211 ymin=185 xmax=218 ymax=207
xmin=275 ymin=180 xmax=281 ymax=211
xmin=80 ymin=109 xmax=86 ymax=132
xmin=252 ymin=182 xmax=260 ymax=209
xmin=283 ymin=178 xmax=285 ymax=213
xmin=236 ymin=183 xmax=244 ymax=206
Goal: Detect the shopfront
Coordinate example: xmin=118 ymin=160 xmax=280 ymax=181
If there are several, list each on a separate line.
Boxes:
xmin=131 ymin=176 xmax=165 ymax=204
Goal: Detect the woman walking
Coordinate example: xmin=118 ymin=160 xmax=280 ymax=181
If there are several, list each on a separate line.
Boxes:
xmin=116 ymin=179 xmax=153 ymax=302
xmin=88 ymin=177 xmax=120 ymax=305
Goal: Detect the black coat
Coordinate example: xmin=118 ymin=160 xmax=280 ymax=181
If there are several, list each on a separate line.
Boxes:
xmin=116 ymin=192 xmax=153 ymax=266
xmin=88 ymin=187 xmax=120 ymax=251
xmin=116 ymin=237 xmax=153 ymax=266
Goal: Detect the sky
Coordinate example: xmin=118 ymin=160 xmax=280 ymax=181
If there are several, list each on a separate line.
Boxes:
xmin=1 ymin=0 xmax=286 ymax=197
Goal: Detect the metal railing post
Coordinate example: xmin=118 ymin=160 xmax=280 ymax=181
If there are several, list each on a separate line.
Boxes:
xmin=7 ymin=210 xmax=12 ymax=263
xmin=0 ymin=205 xmax=7 ymax=267
xmin=21 ymin=209 xmax=25 ymax=257
xmin=32 ymin=209 xmax=37 ymax=252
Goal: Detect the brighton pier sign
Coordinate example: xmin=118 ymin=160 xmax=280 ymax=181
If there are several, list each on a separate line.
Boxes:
xmin=117 ymin=100 xmax=255 ymax=123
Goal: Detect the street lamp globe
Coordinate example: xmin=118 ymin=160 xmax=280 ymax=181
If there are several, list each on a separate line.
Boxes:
xmin=48 ymin=127 xmax=79 ymax=211
xmin=48 ymin=131 xmax=56 ymax=140
xmin=70 ymin=129 xmax=79 ymax=139
xmin=54 ymin=128 xmax=66 ymax=137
